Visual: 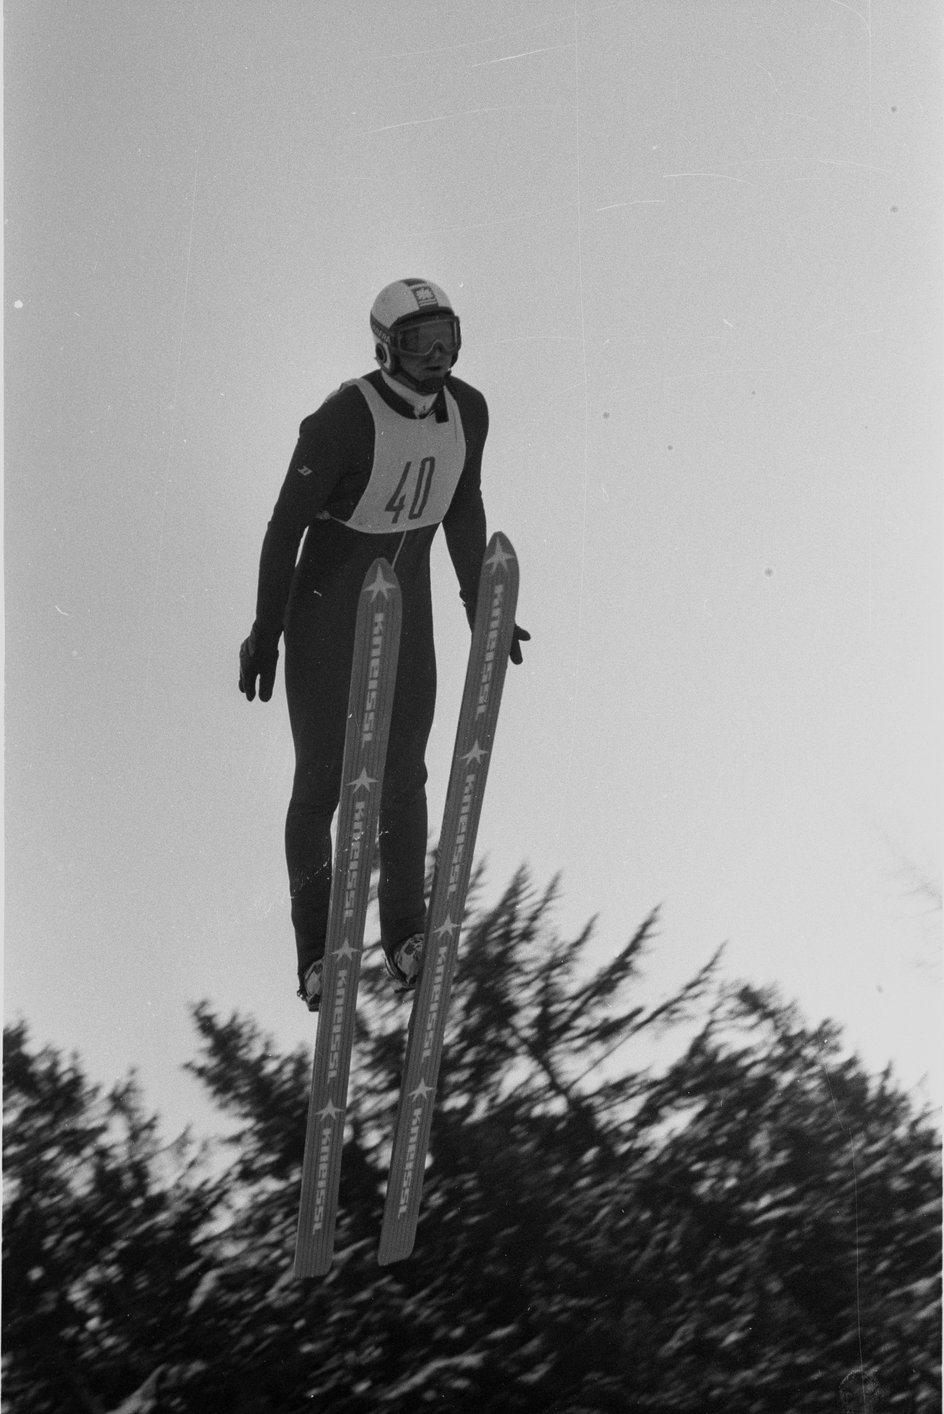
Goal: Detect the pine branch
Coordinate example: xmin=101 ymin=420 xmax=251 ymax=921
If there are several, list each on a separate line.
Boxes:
xmin=555 ymin=910 xmax=660 ymax=1037
xmin=505 ymin=1014 xmax=620 ymax=1166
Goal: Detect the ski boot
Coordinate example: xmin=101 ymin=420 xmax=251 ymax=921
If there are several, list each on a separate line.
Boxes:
xmin=383 ymin=933 xmax=425 ymax=992
xmin=297 ymin=958 xmax=324 ymax=1013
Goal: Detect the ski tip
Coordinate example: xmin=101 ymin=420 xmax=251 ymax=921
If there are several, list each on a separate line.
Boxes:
xmin=377 ymin=1235 xmax=416 ymax=1268
xmin=484 ymin=530 xmax=515 ymax=565
xmin=362 ymin=558 xmax=401 ymax=601
xmin=293 ymin=1247 xmax=334 ymax=1279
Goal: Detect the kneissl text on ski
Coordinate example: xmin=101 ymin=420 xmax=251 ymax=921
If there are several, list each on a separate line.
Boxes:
xmin=294 ymin=560 xmax=401 ymax=1278
xmin=378 ymin=532 xmax=520 ymax=1266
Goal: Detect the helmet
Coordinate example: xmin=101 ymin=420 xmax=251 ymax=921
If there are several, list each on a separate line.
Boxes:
xmin=370 ymin=278 xmax=461 ymax=373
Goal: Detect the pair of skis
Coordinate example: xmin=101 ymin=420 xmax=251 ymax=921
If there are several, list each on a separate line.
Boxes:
xmin=293 ymin=532 xmax=520 ymax=1277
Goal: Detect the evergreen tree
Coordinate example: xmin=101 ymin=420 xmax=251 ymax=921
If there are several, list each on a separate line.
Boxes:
xmin=2 ymin=1024 xmax=216 ymax=1412
xmin=4 ymin=868 xmax=940 ymax=1412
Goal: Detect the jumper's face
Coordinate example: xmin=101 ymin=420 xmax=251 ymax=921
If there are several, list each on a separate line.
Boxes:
xmin=395 ymin=346 xmax=454 ymax=387
xmin=388 ymin=315 xmax=461 ymax=392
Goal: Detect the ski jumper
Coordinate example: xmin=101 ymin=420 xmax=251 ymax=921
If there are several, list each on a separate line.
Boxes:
xmin=252 ymin=369 xmax=488 ymax=982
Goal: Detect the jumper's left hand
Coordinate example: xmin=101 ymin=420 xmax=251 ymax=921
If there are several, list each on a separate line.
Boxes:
xmin=510 ymin=624 xmax=530 ymax=666
xmin=239 ymin=626 xmax=280 ymax=702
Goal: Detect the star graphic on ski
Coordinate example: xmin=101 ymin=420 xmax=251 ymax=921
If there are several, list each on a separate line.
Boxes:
xmin=485 ymin=538 xmax=515 ymax=574
xmin=348 ymin=767 xmax=376 ymax=794
xmin=459 ymin=739 xmax=488 ymax=768
xmin=432 ymin=911 xmax=459 ymax=944
xmin=335 ymin=937 xmax=360 ymax=965
xmin=316 ymin=1098 xmax=342 ymax=1123
xmin=364 ymin=563 xmax=397 ymax=601
xmin=409 ymin=1077 xmax=434 ymax=1103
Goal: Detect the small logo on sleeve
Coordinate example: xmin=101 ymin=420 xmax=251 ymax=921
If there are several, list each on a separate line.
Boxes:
xmin=297 ymin=465 xmax=314 ymax=477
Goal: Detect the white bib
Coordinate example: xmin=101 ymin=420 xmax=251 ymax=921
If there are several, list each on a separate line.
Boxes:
xmin=333 ymin=378 xmax=467 ymax=535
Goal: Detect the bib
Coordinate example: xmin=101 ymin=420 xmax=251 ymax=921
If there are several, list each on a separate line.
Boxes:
xmin=332 ymin=378 xmax=467 ymax=535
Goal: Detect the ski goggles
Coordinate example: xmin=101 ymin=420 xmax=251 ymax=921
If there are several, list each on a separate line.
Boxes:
xmin=389 ymin=315 xmax=461 ymax=360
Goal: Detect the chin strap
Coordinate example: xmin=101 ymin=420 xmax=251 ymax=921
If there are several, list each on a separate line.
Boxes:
xmin=396 ymin=367 xmax=446 ymax=396
xmin=380 ymin=370 xmax=449 ymax=421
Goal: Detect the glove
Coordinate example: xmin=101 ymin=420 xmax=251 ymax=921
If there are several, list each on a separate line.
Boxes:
xmin=461 ymin=596 xmax=530 ymax=666
xmin=509 ymin=624 xmax=531 ymax=666
xmin=239 ymin=626 xmax=279 ymax=702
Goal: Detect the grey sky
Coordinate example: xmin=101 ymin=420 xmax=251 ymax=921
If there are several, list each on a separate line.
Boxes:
xmin=4 ymin=0 xmax=941 ymax=1138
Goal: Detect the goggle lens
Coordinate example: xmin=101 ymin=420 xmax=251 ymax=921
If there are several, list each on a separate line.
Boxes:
xmin=393 ymin=317 xmax=460 ymax=358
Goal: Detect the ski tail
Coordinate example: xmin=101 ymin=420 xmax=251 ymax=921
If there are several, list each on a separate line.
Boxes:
xmin=294 ymin=559 xmax=402 ymax=1278
xmin=378 ymin=532 xmax=519 ymax=1266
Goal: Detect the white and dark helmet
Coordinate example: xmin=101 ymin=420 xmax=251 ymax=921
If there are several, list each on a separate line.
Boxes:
xmin=370 ymin=278 xmax=461 ymax=373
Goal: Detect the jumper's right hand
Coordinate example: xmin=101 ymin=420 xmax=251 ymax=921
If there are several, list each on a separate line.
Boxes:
xmin=239 ymin=627 xmax=279 ymax=702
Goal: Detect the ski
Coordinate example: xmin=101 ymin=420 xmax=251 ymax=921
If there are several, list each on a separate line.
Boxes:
xmin=294 ymin=559 xmax=402 ymax=1278
xmin=378 ymin=532 xmax=520 ymax=1266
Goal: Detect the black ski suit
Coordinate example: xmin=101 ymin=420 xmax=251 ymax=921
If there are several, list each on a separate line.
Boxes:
xmin=250 ymin=369 xmax=488 ymax=982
